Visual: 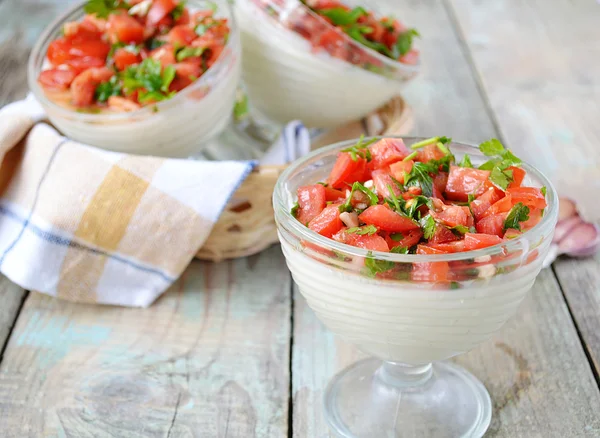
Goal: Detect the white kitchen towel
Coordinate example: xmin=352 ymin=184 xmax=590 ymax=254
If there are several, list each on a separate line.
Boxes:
xmin=0 ymin=94 xmax=309 ymax=307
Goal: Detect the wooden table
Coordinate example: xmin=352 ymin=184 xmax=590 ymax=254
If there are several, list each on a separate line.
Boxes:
xmin=1 ymin=0 xmax=600 ymax=436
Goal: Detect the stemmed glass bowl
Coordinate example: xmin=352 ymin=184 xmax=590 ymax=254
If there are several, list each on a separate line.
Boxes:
xmin=28 ymin=0 xmax=241 ymax=158
xmin=273 ymin=137 xmax=558 ymax=437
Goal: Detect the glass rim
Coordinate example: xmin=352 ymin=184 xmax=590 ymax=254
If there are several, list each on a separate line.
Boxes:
xmin=249 ymin=0 xmax=420 ymax=76
xmin=27 ymin=0 xmax=239 ymax=122
xmin=273 ymin=136 xmax=559 ymax=263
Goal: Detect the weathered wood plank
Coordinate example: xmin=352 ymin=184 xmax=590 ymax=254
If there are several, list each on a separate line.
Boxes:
xmin=0 ymin=276 xmax=25 ymax=356
xmin=293 ymin=271 xmax=600 ymax=437
xmin=445 ymin=0 xmax=600 ymax=378
xmin=0 ymin=246 xmax=291 ymax=438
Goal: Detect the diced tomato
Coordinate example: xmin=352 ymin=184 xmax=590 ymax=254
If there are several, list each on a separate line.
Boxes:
xmin=324 ymin=186 xmax=346 ymax=202
xmin=147 ymin=0 xmax=178 ymax=26
xmin=64 ymin=56 xmax=106 ymax=74
xmin=107 ymin=95 xmax=141 ymax=112
xmin=475 ymin=213 xmax=507 ymax=237
xmin=432 ymin=172 xmax=448 ymax=200
xmin=308 ymin=205 xmax=343 ymax=237
xmin=386 ymin=229 xmax=423 ymax=250
xmin=480 ymin=193 xmax=512 ymax=219
xmin=470 ymin=188 xmax=502 ymax=220
xmin=38 ymin=69 xmax=77 ymax=90
xmin=47 ymin=37 xmax=110 ymax=66
xmin=368 ymin=138 xmax=409 ymax=170
xmin=327 ymin=153 xmax=368 ymax=189
xmin=169 ymin=60 xmax=203 ymax=91
xmin=429 ymin=224 xmax=458 ymax=244
xmin=333 ymin=229 xmax=389 ymax=252
xmin=150 ymin=44 xmax=177 ymax=67
xmin=463 ymin=233 xmax=502 ymax=250
xmin=168 ymin=25 xmax=197 ymax=46
xmin=412 ymin=245 xmax=450 ymax=282
xmin=405 ymin=186 xmax=422 ymax=198
xmin=358 ymin=205 xmax=419 ymax=232
xmin=83 ymin=14 xmax=107 ymax=32
xmin=521 ymin=208 xmax=543 ymax=231
xmin=113 ymin=48 xmax=141 ymax=71
xmin=503 ymin=228 xmax=522 ymax=239
xmin=389 ymin=160 xmax=413 ymax=184
xmin=175 ymin=7 xmax=191 ymax=25
xmin=399 ymin=49 xmax=419 ymax=65
xmin=63 ymin=20 xmax=102 ymax=42
xmin=507 ymin=166 xmax=526 ymax=188
xmin=372 ymin=169 xmax=402 ymax=199
xmin=507 ymin=187 xmax=547 ymax=210
xmin=427 ymin=240 xmax=466 ymax=253
xmin=107 ymin=12 xmax=145 ymax=43
xmin=296 ymin=185 xmax=327 ymax=225
xmin=70 ymin=67 xmax=113 ymax=107
xmin=432 ymin=205 xmax=473 ymax=228
xmin=417 ymin=144 xmax=446 ymax=163
xmin=445 ymin=166 xmax=491 ymax=202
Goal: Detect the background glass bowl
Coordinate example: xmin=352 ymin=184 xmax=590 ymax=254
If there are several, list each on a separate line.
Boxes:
xmin=235 ymin=0 xmax=419 ymax=129
xmin=28 ymin=0 xmax=241 ymax=158
xmin=274 ymin=137 xmax=558 ymax=437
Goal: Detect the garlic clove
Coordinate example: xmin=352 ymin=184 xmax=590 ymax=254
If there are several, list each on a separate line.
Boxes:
xmin=553 ymin=216 xmax=583 ymax=243
xmin=558 ymin=222 xmax=600 ymax=257
xmin=558 ymin=197 xmax=577 ymax=221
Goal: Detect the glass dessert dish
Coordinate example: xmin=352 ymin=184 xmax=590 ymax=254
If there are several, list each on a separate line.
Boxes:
xmin=28 ymin=0 xmax=241 ymax=158
xmin=273 ymin=137 xmax=558 ymax=437
xmin=234 ymin=0 xmax=419 ymax=141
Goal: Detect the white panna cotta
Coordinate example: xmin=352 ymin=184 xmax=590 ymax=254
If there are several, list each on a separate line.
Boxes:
xmin=235 ymin=0 xmax=416 ymax=129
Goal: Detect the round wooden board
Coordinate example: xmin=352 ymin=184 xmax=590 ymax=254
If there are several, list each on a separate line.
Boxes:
xmin=196 ymin=96 xmax=414 ymax=261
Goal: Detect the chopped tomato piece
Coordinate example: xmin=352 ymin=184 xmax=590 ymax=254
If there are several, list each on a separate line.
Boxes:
xmin=372 ymin=169 xmax=402 ymax=199
xmin=503 ymin=228 xmax=522 ymax=239
xmin=70 ymin=67 xmax=113 ymax=107
xmin=445 ymin=166 xmax=491 ymax=202
xmin=169 ymin=60 xmax=203 ymax=91
xmin=389 ymin=160 xmax=413 ymax=184
xmin=38 ymin=69 xmax=77 ymax=90
xmin=64 ymin=56 xmax=106 ymax=74
xmin=470 ymin=188 xmax=502 ymax=220
xmin=150 ymin=44 xmax=177 ymax=67
xmin=107 ymin=95 xmax=141 ymax=112
xmin=358 ymin=205 xmax=419 ymax=233
xmin=427 ymin=240 xmax=466 ymax=253
xmin=507 ymin=187 xmax=547 ymax=210
xmin=147 ymin=0 xmax=178 ymax=26
xmin=63 ymin=20 xmax=102 ymax=42
xmin=507 ymin=166 xmax=526 ymax=188
xmin=399 ymin=49 xmax=419 ymax=65
xmin=385 ymin=229 xmax=423 ymax=250
xmin=480 ymin=193 xmax=512 ymax=219
xmin=429 ymin=224 xmax=458 ymax=244
xmin=323 ymin=186 xmax=346 ymax=202
xmin=168 ymin=25 xmax=197 ymax=46
xmin=368 ymin=138 xmax=410 ymax=170
xmin=107 ymin=12 xmax=146 ymax=44
xmin=296 ymin=185 xmax=326 ymax=225
xmin=432 ymin=172 xmax=448 ymax=199
xmin=412 ymin=245 xmax=450 ymax=282
xmin=333 ymin=229 xmax=389 ymax=252
xmin=113 ymin=48 xmax=141 ymax=71
xmin=308 ymin=205 xmax=343 ymax=237
xmin=327 ymin=153 xmax=367 ymax=189
xmin=521 ymin=208 xmax=543 ymax=231
xmin=175 ymin=7 xmax=191 ymax=25
xmin=47 ymin=37 xmax=110 ymax=66
xmin=432 ymin=205 xmax=473 ymax=228
xmin=475 ymin=213 xmax=507 ymax=237
xmin=463 ymin=233 xmax=502 ymax=250
xmin=416 ymin=144 xmax=446 ymax=163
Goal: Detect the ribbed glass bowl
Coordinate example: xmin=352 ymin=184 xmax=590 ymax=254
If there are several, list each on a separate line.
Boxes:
xmin=28 ymin=0 xmax=241 ymax=157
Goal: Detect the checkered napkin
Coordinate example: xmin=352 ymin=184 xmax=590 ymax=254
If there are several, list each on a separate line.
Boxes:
xmin=0 ymin=95 xmax=310 ymax=307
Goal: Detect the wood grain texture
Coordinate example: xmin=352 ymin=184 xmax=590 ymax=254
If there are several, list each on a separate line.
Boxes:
xmin=0 ymin=276 xmax=25 ymax=356
xmin=445 ymin=0 xmax=600 ymax=380
xmin=0 ymin=247 xmax=291 ymax=438
xmin=292 ymin=271 xmax=600 ymax=438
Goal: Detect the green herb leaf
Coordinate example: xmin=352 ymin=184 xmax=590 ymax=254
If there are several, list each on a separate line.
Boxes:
xmin=504 ymin=202 xmax=530 ymax=231
xmin=161 ymin=65 xmax=176 ymax=91
xmin=421 ymin=215 xmax=436 ymax=240
xmin=148 ymin=38 xmax=167 ymax=50
xmin=176 ymin=46 xmax=205 ymax=61
xmin=390 ymin=246 xmax=409 ymax=254
xmin=346 ymin=225 xmax=378 ymax=235
xmin=450 ymin=224 xmax=470 ymax=234
xmin=341 ymin=135 xmax=376 ymax=161
xmin=404 ymin=162 xmax=434 ymax=197
xmin=354 ymin=182 xmax=378 ymax=205
xmin=479 ymin=138 xmax=506 ymax=156
xmin=95 ymin=75 xmax=121 ymax=102
xmin=195 ymin=21 xmax=218 ymax=36
xmin=390 ymin=233 xmax=404 ymax=241
xmin=404 ymin=195 xmax=432 ymax=219
xmin=345 ymin=26 xmax=393 ymax=57
xmin=318 ymin=6 xmax=367 ymax=25
xmin=84 ymin=0 xmax=126 ymax=18
xmin=364 ymin=252 xmax=394 ymax=277
xmin=450 ymin=281 xmax=461 ymax=290
xmin=410 ymin=136 xmax=440 ymax=150
xmin=394 ymin=28 xmax=419 ymax=57
xmin=138 ymin=90 xmax=175 ymax=103
xmin=460 ymin=154 xmax=473 ymax=168
xmin=171 ymin=1 xmax=186 ymax=20
xmin=489 ymin=166 xmax=513 ymax=190
xmin=291 ymin=202 xmax=299 ymax=217
xmin=233 ymin=91 xmax=249 ymax=121
xmin=540 ymin=186 xmax=547 ymax=197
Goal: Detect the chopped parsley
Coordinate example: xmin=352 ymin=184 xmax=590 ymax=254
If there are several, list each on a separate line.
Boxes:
xmin=364 ymin=252 xmax=394 ymax=277
xmin=489 ymin=166 xmax=513 ymax=190
xmin=403 ymin=151 xmax=418 ymax=162
xmin=318 ymin=6 xmax=367 ymax=26
xmin=450 ymin=224 xmax=471 ymax=235
xmin=290 ymin=202 xmax=299 ymax=217
xmin=390 ymin=246 xmax=409 ymax=254
xmin=341 ymin=135 xmax=376 ymax=161
xmin=504 ymin=202 xmax=530 ymax=231
xmin=95 ymin=75 xmax=121 ymax=102
xmin=233 ymin=90 xmax=249 ymax=122
xmin=394 ymin=28 xmax=420 ymax=57
xmin=421 ymin=215 xmax=436 ymax=240
xmin=390 ymin=233 xmax=404 ymax=241
xmin=540 ymin=186 xmax=547 ymax=197
xmin=123 ymin=59 xmax=176 ymax=102
xmin=404 ymin=162 xmax=435 ymax=197
xmin=83 ymin=0 xmax=126 ymax=18
xmin=176 ymin=46 xmax=205 ymax=61
xmin=346 ymin=225 xmax=378 ymax=235
xmin=477 ymin=138 xmax=522 ymax=190
xmin=338 ymin=181 xmax=378 ymax=213
xmin=459 ymin=154 xmax=473 ymax=168
xmin=171 ymin=1 xmax=186 ymax=20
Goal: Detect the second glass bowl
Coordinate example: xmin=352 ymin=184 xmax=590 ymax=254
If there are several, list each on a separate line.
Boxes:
xmin=28 ymin=0 xmax=241 ymax=158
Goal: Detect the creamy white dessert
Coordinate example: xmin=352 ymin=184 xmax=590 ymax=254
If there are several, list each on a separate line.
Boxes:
xmin=281 ymin=237 xmax=548 ymax=365
xmin=236 ymin=0 xmax=413 ymax=129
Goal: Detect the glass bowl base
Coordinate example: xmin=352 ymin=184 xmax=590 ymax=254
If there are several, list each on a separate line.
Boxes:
xmin=324 ymin=358 xmax=491 ymax=438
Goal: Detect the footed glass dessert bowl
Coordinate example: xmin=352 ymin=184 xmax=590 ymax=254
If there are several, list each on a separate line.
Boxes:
xmin=273 ymin=136 xmax=558 ymax=437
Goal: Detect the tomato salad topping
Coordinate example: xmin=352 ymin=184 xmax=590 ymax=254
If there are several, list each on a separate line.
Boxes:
xmin=38 ymin=0 xmax=230 ymax=111
xmin=291 ymin=137 xmax=547 ymax=260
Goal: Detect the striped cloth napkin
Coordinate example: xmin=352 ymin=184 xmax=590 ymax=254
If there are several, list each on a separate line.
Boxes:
xmin=0 ymin=94 xmax=310 ymax=307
